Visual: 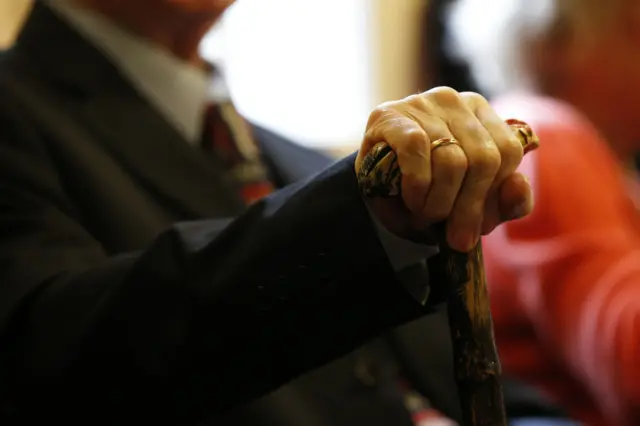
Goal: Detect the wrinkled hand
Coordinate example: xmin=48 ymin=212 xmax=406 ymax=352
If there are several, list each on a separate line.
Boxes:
xmin=356 ymin=87 xmax=535 ymax=252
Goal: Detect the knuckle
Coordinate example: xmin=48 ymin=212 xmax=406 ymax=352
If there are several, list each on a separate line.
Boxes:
xmin=405 ymin=93 xmax=429 ymax=109
xmin=425 ymin=86 xmax=461 ymax=108
xmin=368 ymin=105 xmax=391 ymax=125
xmin=469 ymin=145 xmax=501 ymax=173
xmin=368 ymin=101 xmax=403 ymax=124
xmin=401 ymin=127 xmax=428 ymax=152
xmin=455 ymin=116 xmax=486 ymax=136
xmin=378 ymin=99 xmax=401 ymax=110
xmin=459 ymin=91 xmax=490 ymax=108
xmin=448 ymin=115 xmax=490 ymax=142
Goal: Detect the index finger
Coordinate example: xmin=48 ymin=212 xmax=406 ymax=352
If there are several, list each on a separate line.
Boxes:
xmin=360 ymin=106 xmax=434 ymax=214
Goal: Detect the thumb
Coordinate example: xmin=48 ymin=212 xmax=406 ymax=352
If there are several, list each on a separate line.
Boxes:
xmin=498 ymin=172 xmax=534 ymax=222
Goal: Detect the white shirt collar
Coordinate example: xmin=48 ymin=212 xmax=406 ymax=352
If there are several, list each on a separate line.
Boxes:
xmin=49 ymin=1 xmax=224 ymax=144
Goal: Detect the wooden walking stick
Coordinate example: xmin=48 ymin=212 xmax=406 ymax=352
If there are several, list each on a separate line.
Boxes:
xmin=357 ymin=119 xmax=539 ymax=426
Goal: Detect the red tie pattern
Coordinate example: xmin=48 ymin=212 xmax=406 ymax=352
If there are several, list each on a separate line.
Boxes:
xmin=202 ymin=101 xmax=274 ymax=205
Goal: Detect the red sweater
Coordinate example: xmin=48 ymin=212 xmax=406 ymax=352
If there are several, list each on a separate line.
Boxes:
xmin=482 ymin=94 xmax=640 ymax=426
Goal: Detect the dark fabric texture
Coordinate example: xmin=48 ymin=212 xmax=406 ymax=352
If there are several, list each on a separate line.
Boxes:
xmin=0 ymin=3 xmax=461 ymax=425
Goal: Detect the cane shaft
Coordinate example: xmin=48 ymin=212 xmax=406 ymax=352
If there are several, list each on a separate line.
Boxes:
xmin=440 ymin=239 xmax=507 ymax=426
xmin=357 ymin=118 xmax=538 ymax=426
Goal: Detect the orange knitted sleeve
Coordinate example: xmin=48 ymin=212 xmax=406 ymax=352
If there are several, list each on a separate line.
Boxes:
xmin=485 ymin=96 xmax=640 ymax=424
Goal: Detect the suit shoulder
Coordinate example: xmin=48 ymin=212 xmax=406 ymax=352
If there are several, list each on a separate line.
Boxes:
xmin=251 ymin=123 xmax=335 ymax=181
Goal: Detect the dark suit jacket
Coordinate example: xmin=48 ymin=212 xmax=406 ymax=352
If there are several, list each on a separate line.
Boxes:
xmin=0 ymin=4 xmax=461 ymax=425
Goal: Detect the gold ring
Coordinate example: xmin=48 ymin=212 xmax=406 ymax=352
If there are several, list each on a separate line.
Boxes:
xmin=430 ymin=137 xmax=460 ymax=151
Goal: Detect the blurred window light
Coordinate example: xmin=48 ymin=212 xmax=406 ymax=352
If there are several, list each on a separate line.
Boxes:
xmin=200 ymin=0 xmax=373 ymax=149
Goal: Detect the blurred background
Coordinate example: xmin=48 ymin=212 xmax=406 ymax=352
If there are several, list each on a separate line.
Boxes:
xmin=1 ymin=0 xmax=473 ymax=155
xmin=4 ymin=2 xmax=633 ymax=425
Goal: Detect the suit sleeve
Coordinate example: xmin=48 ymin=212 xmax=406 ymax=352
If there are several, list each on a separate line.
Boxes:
xmin=0 ymin=107 xmax=432 ymax=424
xmin=483 ymin=119 xmax=640 ymax=424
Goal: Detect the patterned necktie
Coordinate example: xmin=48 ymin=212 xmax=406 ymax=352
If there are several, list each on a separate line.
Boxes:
xmin=202 ymin=101 xmax=274 ymax=205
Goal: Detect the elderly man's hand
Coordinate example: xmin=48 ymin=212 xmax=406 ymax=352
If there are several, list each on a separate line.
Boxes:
xmin=356 ymin=87 xmax=535 ymax=252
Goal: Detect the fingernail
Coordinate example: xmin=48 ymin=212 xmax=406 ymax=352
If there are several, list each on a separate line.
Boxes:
xmin=509 ymin=197 xmax=533 ymax=220
xmin=449 ymin=229 xmax=477 ymax=252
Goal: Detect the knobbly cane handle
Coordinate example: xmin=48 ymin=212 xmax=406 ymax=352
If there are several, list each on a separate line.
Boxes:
xmin=357 ymin=119 xmax=539 ymax=426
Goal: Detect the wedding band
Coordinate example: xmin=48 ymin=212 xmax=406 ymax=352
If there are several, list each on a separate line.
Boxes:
xmin=430 ymin=137 xmax=460 ymax=151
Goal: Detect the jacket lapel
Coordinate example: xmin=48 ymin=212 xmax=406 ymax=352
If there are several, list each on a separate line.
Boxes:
xmin=254 ymin=125 xmax=336 ymax=186
xmin=79 ymin=92 xmax=246 ymax=219
xmin=15 ymin=2 xmax=245 ymax=220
